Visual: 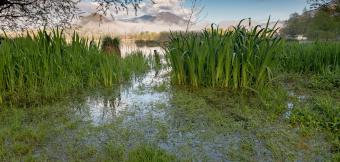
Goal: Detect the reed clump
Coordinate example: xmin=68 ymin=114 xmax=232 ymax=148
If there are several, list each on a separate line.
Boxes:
xmin=166 ymin=19 xmax=282 ymax=90
xmin=0 ymin=30 xmax=149 ymax=105
xmin=102 ymin=36 xmax=121 ymax=57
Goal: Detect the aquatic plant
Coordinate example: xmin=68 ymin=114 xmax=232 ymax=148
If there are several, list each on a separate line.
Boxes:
xmin=153 ymin=50 xmax=162 ymax=69
xmin=166 ymin=18 xmax=282 ymax=90
xmin=0 ymin=30 xmax=149 ymax=105
xmin=278 ymin=41 xmax=340 ymax=74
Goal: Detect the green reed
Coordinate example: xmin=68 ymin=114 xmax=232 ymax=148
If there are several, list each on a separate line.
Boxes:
xmin=278 ymin=41 xmax=340 ymax=74
xmin=0 ymin=29 xmax=149 ymax=105
xmin=166 ymin=18 xmax=282 ymax=90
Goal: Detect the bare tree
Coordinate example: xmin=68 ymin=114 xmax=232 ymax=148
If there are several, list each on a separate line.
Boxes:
xmin=308 ymin=0 xmax=339 ymax=9
xmin=95 ymin=0 xmax=155 ymax=16
xmin=308 ymin=0 xmax=340 ymax=16
xmin=0 ymin=0 xmax=149 ymax=30
xmin=178 ymin=0 xmax=204 ymax=32
xmin=0 ymin=0 xmax=81 ymax=30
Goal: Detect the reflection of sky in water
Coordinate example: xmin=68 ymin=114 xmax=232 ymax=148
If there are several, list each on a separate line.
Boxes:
xmin=84 ymin=69 xmax=169 ymax=125
xmin=284 ymin=91 xmax=308 ymax=119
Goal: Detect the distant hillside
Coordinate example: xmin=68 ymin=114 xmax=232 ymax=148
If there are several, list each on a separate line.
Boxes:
xmin=124 ymin=12 xmax=187 ymax=25
xmin=79 ymin=13 xmax=112 ymax=25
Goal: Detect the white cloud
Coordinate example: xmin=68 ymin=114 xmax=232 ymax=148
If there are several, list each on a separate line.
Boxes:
xmin=77 ymin=0 xmax=191 ymax=19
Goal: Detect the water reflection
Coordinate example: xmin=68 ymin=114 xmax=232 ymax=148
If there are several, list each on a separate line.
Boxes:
xmin=78 ymin=68 xmax=169 ymax=125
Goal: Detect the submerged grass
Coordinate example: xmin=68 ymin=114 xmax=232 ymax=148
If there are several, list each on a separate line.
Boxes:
xmin=290 ymin=96 xmax=340 ymax=160
xmin=166 ymin=18 xmax=282 ymax=90
xmin=0 ymin=104 xmax=176 ymax=162
xmin=0 ymin=30 xmax=149 ymax=105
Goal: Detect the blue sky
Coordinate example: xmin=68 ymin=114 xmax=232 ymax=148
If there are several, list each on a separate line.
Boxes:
xmin=184 ymin=0 xmax=308 ymax=22
xmin=80 ymin=0 xmax=308 ymax=22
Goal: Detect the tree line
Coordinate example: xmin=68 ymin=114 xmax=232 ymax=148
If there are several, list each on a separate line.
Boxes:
xmin=281 ymin=0 xmax=340 ymax=40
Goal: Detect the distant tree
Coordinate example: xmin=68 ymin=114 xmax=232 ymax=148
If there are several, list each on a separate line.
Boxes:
xmin=281 ymin=0 xmax=340 ymax=40
xmin=281 ymin=13 xmax=306 ymax=37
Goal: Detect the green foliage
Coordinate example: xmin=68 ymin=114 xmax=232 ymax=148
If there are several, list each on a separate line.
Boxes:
xmin=166 ymin=19 xmax=282 ymax=90
xmin=277 ymin=41 xmax=340 ymax=74
xmin=0 ymin=30 xmax=149 ymax=105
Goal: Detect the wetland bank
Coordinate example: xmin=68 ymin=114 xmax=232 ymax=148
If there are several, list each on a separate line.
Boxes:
xmin=0 ymin=22 xmax=339 ymax=161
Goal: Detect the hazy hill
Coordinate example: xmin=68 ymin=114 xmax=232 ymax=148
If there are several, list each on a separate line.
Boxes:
xmin=124 ymin=12 xmax=187 ymax=25
xmin=79 ymin=13 xmax=111 ymax=25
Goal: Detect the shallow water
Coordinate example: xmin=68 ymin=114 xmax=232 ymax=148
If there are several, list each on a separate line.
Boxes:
xmin=28 ymin=52 xmax=330 ymax=161
xmin=70 ymin=69 xmax=237 ymax=161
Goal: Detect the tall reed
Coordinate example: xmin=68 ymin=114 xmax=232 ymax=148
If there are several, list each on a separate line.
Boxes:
xmin=166 ymin=19 xmax=282 ymax=90
xmin=278 ymin=41 xmax=340 ymax=74
xmin=0 ymin=29 xmax=149 ymax=105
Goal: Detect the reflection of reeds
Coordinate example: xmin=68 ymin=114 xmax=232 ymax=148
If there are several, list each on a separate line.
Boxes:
xmin=0 ymin=29 xmax=149 ymax=105
xmin=166 ymin=18 xmax=282 ymax=90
